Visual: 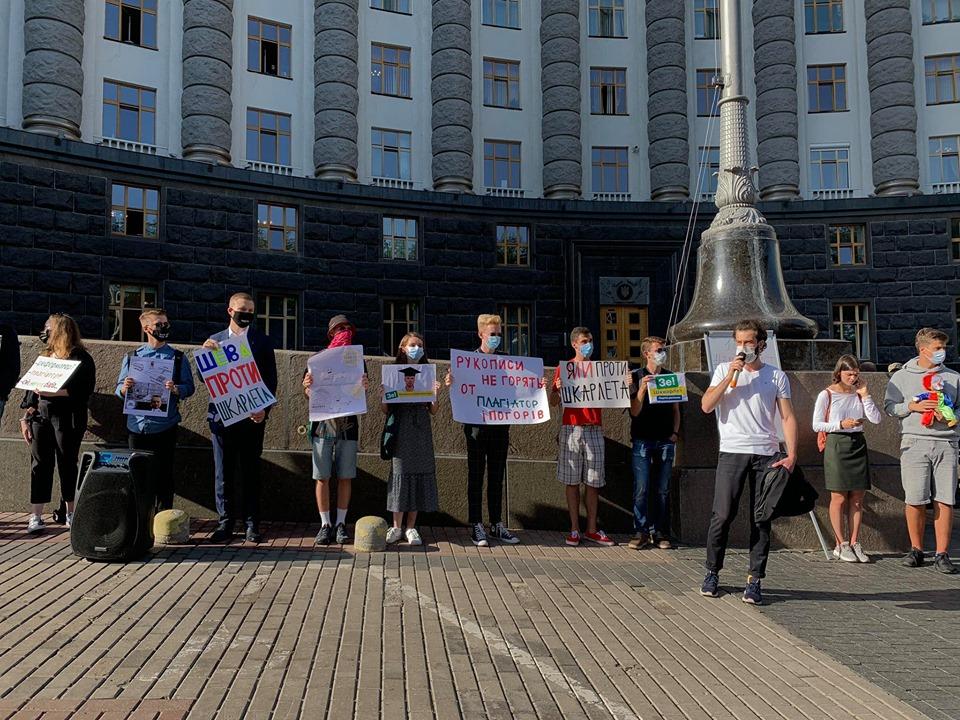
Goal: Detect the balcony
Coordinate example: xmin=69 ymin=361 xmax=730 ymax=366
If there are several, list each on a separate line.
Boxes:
xmin=246 ymin=161 xmax=295 ymax=176
xmin=372 ymin=177 xmax=414 ymax=190
xmin=100 ymin=137 xmax=159 ymax=155
xmin=485 ymin=186 xmax=524 ymax=198
xmin=812 ymin=188 xmax=856 ymax=200
xmin=592 ymin=192 xmax=631 ymax=201
xmin=698 ymin=191 xmax=716 ymax=202
xmin=932 ymin=182 xmax=960 ymax=195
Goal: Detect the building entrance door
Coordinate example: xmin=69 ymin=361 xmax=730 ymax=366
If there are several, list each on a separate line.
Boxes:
xmin=599 ymin=306 xmax=648 ymax=363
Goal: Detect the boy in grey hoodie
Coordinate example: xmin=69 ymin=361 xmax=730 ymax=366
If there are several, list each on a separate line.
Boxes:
xmin=884 ymin=328 xmax=959 ymax=573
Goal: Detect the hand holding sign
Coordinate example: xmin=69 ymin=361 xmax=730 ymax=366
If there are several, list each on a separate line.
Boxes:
xmin=194 ymin=335 xmax=276 ymax=426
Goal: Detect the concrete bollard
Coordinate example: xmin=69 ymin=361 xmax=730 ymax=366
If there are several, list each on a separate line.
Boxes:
xmin=353 ymin=516 xmax=388 ymax=552
xmin=154 ymin=509 xmax=190 ymax=544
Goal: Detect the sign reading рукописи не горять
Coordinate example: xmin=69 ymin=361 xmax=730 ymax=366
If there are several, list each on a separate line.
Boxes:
xmin=194 ymin=336 xmax=276 ymax=426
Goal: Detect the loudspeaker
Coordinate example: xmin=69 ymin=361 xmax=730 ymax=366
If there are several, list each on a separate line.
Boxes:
xmin=71 ymin=449 xmax=157 ymax=562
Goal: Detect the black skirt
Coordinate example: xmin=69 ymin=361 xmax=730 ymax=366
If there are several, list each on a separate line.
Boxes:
xmin=824 ymin=432 xmax=871 ymax=491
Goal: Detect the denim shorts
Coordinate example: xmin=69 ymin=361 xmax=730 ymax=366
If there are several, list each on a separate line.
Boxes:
xmin=312 ymin=437 xmax=358 ymax=480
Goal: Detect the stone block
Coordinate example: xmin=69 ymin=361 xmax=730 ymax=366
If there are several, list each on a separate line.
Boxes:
xmin=154 ymin=509 xmax=190 ymax=544
xmin=353 ymin=515 xmax=387 ymax=552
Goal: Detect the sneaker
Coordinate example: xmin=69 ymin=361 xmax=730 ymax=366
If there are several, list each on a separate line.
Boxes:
xmin=839 ymin=542 xmax=858 ymax=563
xmin=27 ymin=515 xmax=44 ymax=534
xmin=386 ymin=526 xmax=404 ymax=544
xmin=583 ymin=530 xmax=616 ymax=547
xmin=489 ymin=522 xmax=520 ymax=544
xmin=934 ymin=553 xmax=958 ymax=575
xmin=210 ymin=523 xmax=234 ymax=544
xmin=245 ymin=526 xmax=262 ymax=544
xmin=470 ymin=523 xmax=489 ymax=547
xmin=65 ymin=512 xmax=74 ymax=529
xmin=700 ymin=571 xmax=719 ymax=598
xmin=902 ymin=547 xmax=925 ymax=567
xmin=832 ymin=544 xmax=841 ymax=560
xmin=742 ymin=576 xmax=763 ymax=605
xmin=405 ymin=528 xmax=422 ymax=546
xmin=315 ymin=524 xmax=332 ymax=546
xmin=627 ymin=532 xmax=649 ymax=549
xmin=565 ymin=531 xmax=581 ymax=546
xmin=335 ymin=523 xmax=350 ymax=544
xmin=655 ymin=534 xmax=672 ymax=550
xmin=851 ymin=542 xmax=870 ymax=563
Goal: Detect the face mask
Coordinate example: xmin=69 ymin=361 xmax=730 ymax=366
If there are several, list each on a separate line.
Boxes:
xmin=406 ymin=345 xmax=423 ymax=361
xmin=486 ymin=335 xmax=501 ymax=351
xmin=653 ymin=350 xmax=667 ymax=366
xmin=232 ymin=311 xmax=255 ymax=328
xmin=579 ymin=342 xmax=593 ymax=359
xmin=39 ymin=329 xmax=49 ymax=344
xmin=931 ymin=349 xmax=947 ymax=365
xmin=151 ymin=323 xmax=171 ymax=341
xmin=736 ymin=344 xmax=757 ymax=363
xmin=329 ymin=329 xmax=353 ymax=348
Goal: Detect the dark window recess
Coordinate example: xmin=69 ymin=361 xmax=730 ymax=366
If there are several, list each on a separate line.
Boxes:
xmin=126 ymin=209 xmax=145 ymax=236
xmin=261 ymin=39 xmax=279 ymax=76
xmin=121 ymin=5 xmax=142 ymax=45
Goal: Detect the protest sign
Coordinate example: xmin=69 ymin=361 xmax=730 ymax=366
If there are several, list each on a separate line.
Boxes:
xmin=559 ymin=360 xmax=631 ymax=409
xmin=646 ymin=372 xmax=689 ymax=404
xmin=194 ymin=335 xmax=276 ymax=426
xmin=382 ymin=363 xmax=437 ymax=404
xmin=123 ymin=356 xmax=174 ymax=417
xmin=450 ymin=350 xmax=550 ymax=424
xmin=307 ymin=345 xmax=367 ymax=422
xmin=16 ymin=356 xmax=81 ymax=393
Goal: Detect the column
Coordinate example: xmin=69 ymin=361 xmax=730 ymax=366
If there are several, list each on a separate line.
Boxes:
xmin=540 ymin=0 xmax=581 ymax=199
xmin=181 ymin=0 xmax=233 ymax=164
xmin=314 ymin=0 xmax=359 ymax=181
xmin=646 ymin=0 xmax=688 ymax=201
xmin=752 ymin=0 xmax=800 ymax=200
xmin=430 ymin=0 xmax=472 ymax=192
xmin=865 ymin=0 xmax=920 ymax=196
xmin=21 ymin=0 xmax=84 ymax=139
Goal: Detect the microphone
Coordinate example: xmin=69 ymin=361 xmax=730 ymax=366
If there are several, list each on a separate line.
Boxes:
xmin=730 ymin=352 xmax=746 ymax=388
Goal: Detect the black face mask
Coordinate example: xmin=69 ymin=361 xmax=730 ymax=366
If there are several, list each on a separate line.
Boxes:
xmin=232 ymin=311 xmax=255 ymax=328
xmin=151 ymin=323 xmax=171 ymax=341
xmin=39 ymin=329 xmax=49 ymax=344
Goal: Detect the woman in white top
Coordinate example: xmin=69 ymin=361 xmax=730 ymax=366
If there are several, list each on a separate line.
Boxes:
xmin=812 ymin=355 xmax=882 ymax=563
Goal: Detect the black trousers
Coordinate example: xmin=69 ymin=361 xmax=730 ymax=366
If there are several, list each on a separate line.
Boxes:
xmin=705 ymin=452 xmax=774 ymax=579
xmin=128 ymin=425 xmax=179 ymax=510
xmin=30 ymin=414 xmax=84 ymax=505
xmin=465 ymin=428 xmax=508 ymax=525
xmin=212 ymin=419 xmax=266 ymax=528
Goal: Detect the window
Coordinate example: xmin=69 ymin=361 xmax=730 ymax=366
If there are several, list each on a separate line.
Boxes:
xmin=382 ymin=217 xmax=418 ymax=261
xmin=496 ymin=225 xmax=529 ymax=266
xmin=108 ymin=282 xmax=157 ymax=341
xmin=828 ymin=225 xmax=866 ymax=266
xmin=372 ymin=128 xmax=412 ymax=179
xmin=696 ymin=69 xmax=720 ymax=116
xmin=484 ymin=141 xmax=521 ymax=188
xmin=247 ymin=17 xmax=292 ymax=78
xmin=588 ymin=0 xmax=625 ymax=37
xmin=923 ymin=0 xmax=960 ymax=23
xmin=483 ymin=59 xmax=520 ymax=109
xmin=105 ymin=0 xmax=158 ymax=48
xmin=833 ymin=303 xmax=871 ymax=359
xmin=382 ymin=299 xmax=420 ymax=354
xmin=694 ymin=0 xmax=720 ymax=39
xmin=952 ymin=218 xmax=960 ymax=261
xmin=257 ymin=203 xmax=297 ymax=253
xmin=925 ymin=54 xmax=960 ymax=105
xmin=930 ymin=135 xmax=960 ymax=184
xmin=257 ymin=294 xmax=298 ymax=350
xmin=246 ymin=108 xmax=292 ymax=166
xmin=590 ymin=68 xmax=627 ymax=115
xmin=807 ymin=64 xmax=847 ymax=112
xmin=591 ymin=147 xmax=628 ymax=193
xmin=102 ymin=80 xmax=156 ymax=144
xmin=697 ymin=146 xmax=720 ymax=194
xmin=111 ymin=183 xmax=159 ymax=238
xmin=371 ymin=0 xmax=410 ymax=13
xmin=499 ymin=304 xmax=531 ymax=356
xmin=804 ymin=0 xmax=843 ymax=33
xmin=810 ymin=146 xmax=850 ymax=190
xmin=483 ymin=0 xmax=520 ymax=28
xmin=371 ymin=43 xmax=411 ymax=98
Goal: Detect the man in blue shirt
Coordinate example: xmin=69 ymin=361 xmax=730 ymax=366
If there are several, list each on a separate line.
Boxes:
xmin=116 ymin=308 xmax=195 ymax=510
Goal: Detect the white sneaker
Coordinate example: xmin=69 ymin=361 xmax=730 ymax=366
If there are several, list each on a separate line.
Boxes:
xmin=839 ymin=542 xmax=858 ymax=563
xmin=851 ymin=542 xmax=870 ymax=563
xmin=65 ymin=512 xmax=74 ymax=529
xmin=27 ymin=515 xmax=44 ymax=534
xmin=405 ymin=528 xmax=422 ymax=546
xmin=385 ymin=526 xmax=404 ymax=544
xmin=832 ymin=544 xmax=841 ymax=560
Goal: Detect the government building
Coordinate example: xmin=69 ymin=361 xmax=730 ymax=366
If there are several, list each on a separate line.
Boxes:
xmin=1 ymin=0 xmax=959 ymax=365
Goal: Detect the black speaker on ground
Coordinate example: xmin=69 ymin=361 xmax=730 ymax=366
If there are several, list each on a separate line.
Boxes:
xmin=71 ymin=449 xmax=156 ymax=562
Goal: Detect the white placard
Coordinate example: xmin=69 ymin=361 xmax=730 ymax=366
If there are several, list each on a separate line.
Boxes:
xmin=194 ymin=335 xmax=277 ymax=427
xmin=381 ymin=363 xmax=437 ymax=404
xmin=16 ymin=356 xmax=81 ymax=393
xmin=558 ymin=360 xmax=631 ymax=409
xmin=307 ymin=345 xmax=367 ymax=422
xmin=449 ymin=350 xmax=550 ymax=425
xmin=646 ymin=372 xmax=689 ymax=404
xmin=123 ymin=356 xmax=174 ymax=417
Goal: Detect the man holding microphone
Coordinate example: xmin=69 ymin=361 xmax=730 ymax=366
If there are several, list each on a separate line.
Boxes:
xmin=699 ymin=320 xmax=798 ymax=605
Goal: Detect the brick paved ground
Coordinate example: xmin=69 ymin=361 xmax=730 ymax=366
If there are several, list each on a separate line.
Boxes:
xmin=0 ymin=512 xmax=953 ymax=720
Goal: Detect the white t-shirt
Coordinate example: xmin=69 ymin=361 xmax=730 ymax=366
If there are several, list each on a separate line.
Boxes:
xmin=710 ymin=361 xmax=791 ymax=455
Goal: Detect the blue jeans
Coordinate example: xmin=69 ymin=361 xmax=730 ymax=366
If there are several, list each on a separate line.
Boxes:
xmin=632 ymin=439 xmax=675 ymax=536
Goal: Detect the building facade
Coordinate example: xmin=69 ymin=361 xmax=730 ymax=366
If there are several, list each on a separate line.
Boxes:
xmin=0 ymin=0 xmax=959 ymax=366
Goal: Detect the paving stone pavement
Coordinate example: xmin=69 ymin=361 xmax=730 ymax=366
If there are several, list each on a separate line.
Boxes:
xmin=0 ymin=512 xmax=954 ymax=720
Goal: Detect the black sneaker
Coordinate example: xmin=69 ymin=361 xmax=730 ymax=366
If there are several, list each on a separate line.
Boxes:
xmin=335 ymin=523 xmax=350 ymax=544
xmin=470 ymin=523 xmax=489 ymax=547
xmin=489 ymin=522 xmax=519 ymax=544
xmin=210 ymin=523 xmax=234 ymax=543
xmin=902 ymin=547 xmax=925 ymax=567
xmin=245 ymin=526 xmax=262 ymax=544
xmin=315 ymin=524 xmax=332 ymax=546
xmin=700 ymin=571 xmax=719 ymax=598
xmin=934 ymin=553 xmax=958 ymax=574
xmin=742 ymin=576 xmax=763 ymax=605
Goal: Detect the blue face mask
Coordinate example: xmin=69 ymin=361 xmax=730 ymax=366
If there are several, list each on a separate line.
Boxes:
xmin=406 ymin=346 xmax=423 ymax=361
xmin=486 ymin=335 xmax=501 ymax=351
xmin=932 ymin=349 xmax=947 ymax=365
xmin=580 ymin=342 xmax=593 ymax=359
